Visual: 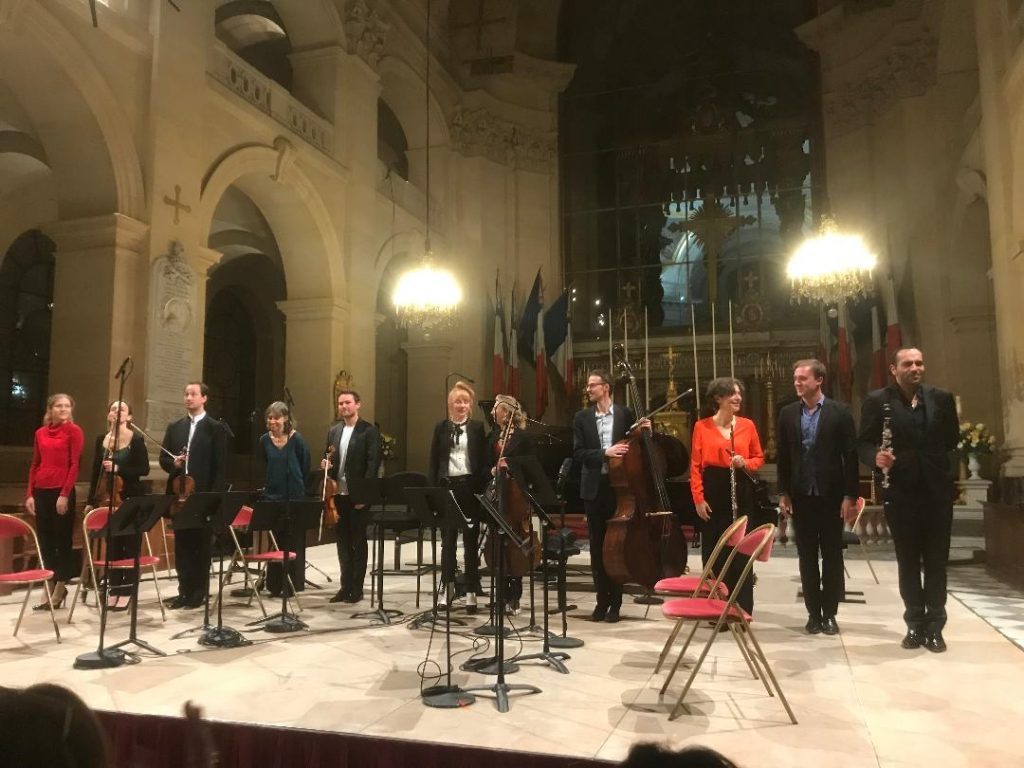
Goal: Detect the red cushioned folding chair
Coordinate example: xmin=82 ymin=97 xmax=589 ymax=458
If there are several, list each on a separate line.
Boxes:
xmin=0 ymin=513 xmax=61 ymax=643
xmin=659 ymin=523 xmax=796 ymax=723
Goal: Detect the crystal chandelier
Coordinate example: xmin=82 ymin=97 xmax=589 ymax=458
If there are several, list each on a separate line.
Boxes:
xmin=786 ymin=216 xmax=877 ymax=304
xmin=392 ymin=0 xmax=461 ymax=330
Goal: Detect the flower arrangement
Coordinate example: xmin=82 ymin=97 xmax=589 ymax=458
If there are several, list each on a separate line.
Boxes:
xmin=380 ymin=432 xmax=397 ymax=461
xmin=958 ymin=422 xmax=995 ymax=457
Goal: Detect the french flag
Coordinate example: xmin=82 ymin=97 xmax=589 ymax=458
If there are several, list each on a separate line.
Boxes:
xmin=492 ymin=275 xmax=506 ymax=396
xmin=870 ymin=304 xmax=886 ymax=390
xmin=883 ymin=273 xmax=903 ymax=367
xmin=534 ymin=278 xmax=548 ymax=417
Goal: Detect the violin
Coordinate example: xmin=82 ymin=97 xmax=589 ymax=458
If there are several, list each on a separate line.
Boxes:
xmin=603 ymin=345 xmax=687 ymax=589
xmin=170 ymin=445 xmax=195 ymax=516
xmin=94 ymin=446 xmax=125 ymax=508
xmin=322 ymin=444 xmax=339 ymax=526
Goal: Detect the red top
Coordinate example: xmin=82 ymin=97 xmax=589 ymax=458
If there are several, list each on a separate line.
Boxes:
xmin=690 ymin=416 xmax=764 ymax=505
xmin=27 ymin=421 xmax=84 ymax=497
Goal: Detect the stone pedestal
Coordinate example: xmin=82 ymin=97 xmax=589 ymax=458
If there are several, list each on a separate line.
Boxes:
xmin=957 ymin=478 xmax=991 ymax=510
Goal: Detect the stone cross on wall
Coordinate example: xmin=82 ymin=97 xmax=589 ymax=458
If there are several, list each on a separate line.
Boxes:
xmin=449 ymin=0 xmax=516 ymax=61
xmin=162 ymin=185 xmax=191 ymax=225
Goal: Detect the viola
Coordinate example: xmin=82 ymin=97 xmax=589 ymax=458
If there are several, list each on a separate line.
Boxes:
xmin=94 ymin=443 xmax=125 ymax=508
xmin=169 ymin=445 xmax=195 ymax=516
xmin=603 ymin=345 xmax=687 ymax=589
xmin=322 ymin=444 xmax=339 ymax=526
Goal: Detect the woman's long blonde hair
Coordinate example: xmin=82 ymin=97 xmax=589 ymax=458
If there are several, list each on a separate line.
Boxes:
xmin=42 ymin=393 xmax=75 ymax=426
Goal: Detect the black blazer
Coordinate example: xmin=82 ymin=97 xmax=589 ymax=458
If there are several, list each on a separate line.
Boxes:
xmin=857 ymin=384 xmax=959 ymax=504
xmin=428 ymin=419 xmax=489 ymax=493
xmin=488 ymin=427 xmax=536 ymax=466
xmin=159 ymin=414 xmax=228 ymax=493
xmin=776 ymin=398 xmax=859 ymax=500
xmin=87 ymin=433 xmax=150 ymax=504
xmin=572 ymin=404 xmax=634 ymax=501
xmin=325 ymin=419 xmax=381 ymax=484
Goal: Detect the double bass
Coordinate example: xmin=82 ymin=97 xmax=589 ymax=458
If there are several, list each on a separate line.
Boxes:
xmin=603 ymin=345 xmax=687 ymax=589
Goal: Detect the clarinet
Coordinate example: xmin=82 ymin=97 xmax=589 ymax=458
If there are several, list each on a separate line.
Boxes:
xmin=729 ymin=421 xmax=738 ymax=520
xmin=880 ymin=403 xmax=893 ymax=489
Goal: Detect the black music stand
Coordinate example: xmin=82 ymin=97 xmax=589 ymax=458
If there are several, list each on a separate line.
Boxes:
xmin=405 ymin=487 xmax=465 ymax=630
xmin=405 ymin=487 xmax=477 ymax=709
xmin=504 ymin=457 xmax=572 ymax=671
xmin=169 ymin=492 xmax=241 ymax=641
xmin=199 ymin=492 xmax=251 ymax=648
xmin=509 ymin=456 xmax=584 ymax=651
xmin=463 ymin=489 xmax=541 ymax=713
xmin=74 ymin=495 xmax=174 ymax=669
xmin=348 ymin=477 xmax=401 ymax=625
xmin=247 ymin=499 xmax=321 ymax=633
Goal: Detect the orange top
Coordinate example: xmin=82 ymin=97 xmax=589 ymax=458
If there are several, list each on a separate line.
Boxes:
xmin=690 ymin=416 xmax=764 ymax=505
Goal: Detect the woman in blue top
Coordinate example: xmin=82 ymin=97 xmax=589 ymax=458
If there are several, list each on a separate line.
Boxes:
xmin=259 ymin=401 xmax=310 ymax=597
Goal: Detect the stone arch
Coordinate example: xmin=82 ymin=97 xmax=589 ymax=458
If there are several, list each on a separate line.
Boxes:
xmin=0 ymin=3 xmax=145 ymax=219
xmin=198 ymin=141 xmax=343 ymax=299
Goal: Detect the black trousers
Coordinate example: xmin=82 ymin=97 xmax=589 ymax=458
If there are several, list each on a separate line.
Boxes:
xmin=700 ymin=467 xmax=753 ymax=615
xmin=33 ymin=488 xmax=76 ymax=582
xmin=584 ymin=477 xmax=622 ymax=610
xmin=173 ymin=521 xmax=212 ymax=603
xmin=334 ymin=495 xmax=369 ymax=597
xmin=266 ymin=524 xmax=307 ymax=596
xmin=440 ymin=479 xmax=481 ymax=593
xmin=791 ymin=493 xmax=845 ymax=619
xmin=885 ymin=495 xmax=953 ymax=633
xmin=106 ymin=534 xmax=140 ymax=596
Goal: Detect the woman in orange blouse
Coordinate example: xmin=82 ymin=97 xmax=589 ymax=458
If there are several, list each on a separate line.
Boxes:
xmin=690 ymin=377 xmax=764 ymax=614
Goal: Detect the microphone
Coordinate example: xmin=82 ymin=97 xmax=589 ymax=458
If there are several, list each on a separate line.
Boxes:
xmin=114 ymin=357 xmax=131 ymax=379
xmin=556 ymin=457 xmax=572 ymax=498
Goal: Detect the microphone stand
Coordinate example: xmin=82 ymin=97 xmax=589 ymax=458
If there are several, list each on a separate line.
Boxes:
xmin=75 ymin=358 xmax=133 ymax=670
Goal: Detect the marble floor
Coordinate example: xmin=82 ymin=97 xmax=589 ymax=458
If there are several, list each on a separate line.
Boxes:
xmin=2 ymin=541 xmax=1023 ymax=767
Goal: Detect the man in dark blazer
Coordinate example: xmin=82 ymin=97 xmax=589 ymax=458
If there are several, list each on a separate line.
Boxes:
xmin=427 ymin=382 xmax=489 ymax=611
xmin=160 ymin=381 xmax=228 ymax=609
xmin=857 ymin=347 xmax=959 ymax=653
xmin=777 ymin=359 xmax=859 ymax=636
xmin=324 ymin=389 xmax=380 ymax=604
xmin=572 ymin=369 xmax=648 ymax=623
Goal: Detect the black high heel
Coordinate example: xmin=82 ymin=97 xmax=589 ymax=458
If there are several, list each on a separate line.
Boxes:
xmin=33 ymin=591 xmax=66 ymax=611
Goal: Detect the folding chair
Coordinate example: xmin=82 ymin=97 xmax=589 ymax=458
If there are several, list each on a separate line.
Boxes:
xmin=215 ymin=505 xmax=303 ymax=618
xmin=0 ymin=513 xmax=61 ymax=643
xmin=68 ymin=507 xmax=166 ymax=624
xmin=652 ymin=515 xmax=748 ymax=673
xmin=659 ymin=523 xmax=797 ymax=724
xmin=842 ymin=497 xmax=879 ymax=584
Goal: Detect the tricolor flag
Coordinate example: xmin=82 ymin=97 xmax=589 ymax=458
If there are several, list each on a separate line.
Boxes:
xmin=816 ymin=304 xmax=834 ymax=397
xmin=870 ymin=304 xmax=885 ymax=390
xmin=836 ymin=301 xmax=853 ymax=403
xmin=492 ymin=272 xmax=506 ymax=396
xmin=508 ymin=286 xmax=520 ymax=399
xmin=543 ymin=289 xmax=575 ymax=396
xmin=534 ymin=278 xmax=548 ymax=417
xmin=883 ymin=273 xmax=903 ymax=370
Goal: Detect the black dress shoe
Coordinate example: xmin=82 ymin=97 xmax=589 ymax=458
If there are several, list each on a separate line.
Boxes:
xmin=822 ymin=616 xmax=839 ymax=636
xmin=182 ymin=597 xmax=206 ymax=609
xmin=165 ymin=596 xmax=185 ymax=609
xmin=591 ymin=605 xmax=608 ymax=622
xmin=924 ymin=631 xmax=947 ymax=653
xmin=329 ymin=589 xmax=349 ymax=604
xmin=901 ymin=629 xmax=925 ymax=649
xmin=605 ymin=606 xmax=621 ymax=623
xmin=805 ymin=616 xmax=823 ymax=634
xmin=343 ymin=592 xmax=364 ymax=604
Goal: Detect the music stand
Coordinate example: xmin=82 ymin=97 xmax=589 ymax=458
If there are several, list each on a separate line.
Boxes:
xmin=506 ymin=456 xmax=584 ymax=651
xmin=405 ymin=487 xmax=476 ymax=709
xmin=73 ymin=495 xmax=174 ymax=669
xmin=405 ymin=487 xmax=464 ymax=630
xmin=247 ymin=499 xmax=321 ymax=633
xmin=348 ymin=477 xmax=401 ymax=625
xmin=167 ymin=492 xmax=235 ymax=640
xmin=463 ymin=489 xmax=541 ymax=713
xmin=198 ymin=492 xmax=251 ymax=648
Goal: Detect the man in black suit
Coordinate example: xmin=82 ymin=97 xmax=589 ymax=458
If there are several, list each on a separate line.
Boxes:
xmin=776 ymin=359 xmax=859 ymax=636
xmin=323 ymin=389 xmax=380 ymax=604
xmin=572 ymin=369 xmax=648 ymax=623
xmin=858 ymin=347 xmax=959 ymax=652
xmin=160 ymin=381 xmax=228 ymax=609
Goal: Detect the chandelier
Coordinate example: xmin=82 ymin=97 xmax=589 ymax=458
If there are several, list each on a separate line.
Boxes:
xmin=392 ymin=0 xmax=461 ymax=330
xmin=786 ymin=216 xmax=877 ymax=304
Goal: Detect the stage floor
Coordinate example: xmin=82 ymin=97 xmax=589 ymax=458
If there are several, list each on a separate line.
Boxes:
xmin=2 ymin=541 xmax=1022 ymax=767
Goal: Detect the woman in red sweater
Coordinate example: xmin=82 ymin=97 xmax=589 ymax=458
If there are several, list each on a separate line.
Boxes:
xmin=25 ymin=393 xmax=84 ymax=609
xmin=690 ymin=377 xmax=764 ymax=614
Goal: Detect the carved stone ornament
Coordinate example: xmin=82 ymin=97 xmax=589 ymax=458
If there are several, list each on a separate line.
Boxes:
xmin=344 ymin=0 xmax=390 ymax=70
xmin=333 ymin=369 xmax=354 ymax=407
xmin=823 ymin=35 xmax=938 ymax=136
xmin=449 ymin=106 xmax=555 ymax=171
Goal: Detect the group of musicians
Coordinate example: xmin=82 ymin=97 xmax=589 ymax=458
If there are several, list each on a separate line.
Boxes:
xmin=22 ymin=346 xmax=957 ymax=653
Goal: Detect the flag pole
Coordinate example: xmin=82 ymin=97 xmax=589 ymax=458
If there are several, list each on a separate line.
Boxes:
xmin=691 ymin=303 xmax=699 ymax=402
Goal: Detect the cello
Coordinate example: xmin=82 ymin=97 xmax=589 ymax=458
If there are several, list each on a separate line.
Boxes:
xmin=603 ymin=345 xmax=687 ymax=589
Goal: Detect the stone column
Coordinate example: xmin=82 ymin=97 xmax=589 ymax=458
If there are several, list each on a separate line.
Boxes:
xmin=277 ymin=297 xmax=350 ymax=446
xmin=401 ymin=341 xmax=454 ymax=474
xmin=45 ymin=215 xmax=149 ymax=448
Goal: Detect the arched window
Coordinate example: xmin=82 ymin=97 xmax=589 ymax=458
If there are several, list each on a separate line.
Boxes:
xmin=215 ymin=1 xmax=293 ymax=90
xmin=378 ymin=99 xmax=409 ymax=180
xmin=0 ymin=230 xmax=55 ymax=445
